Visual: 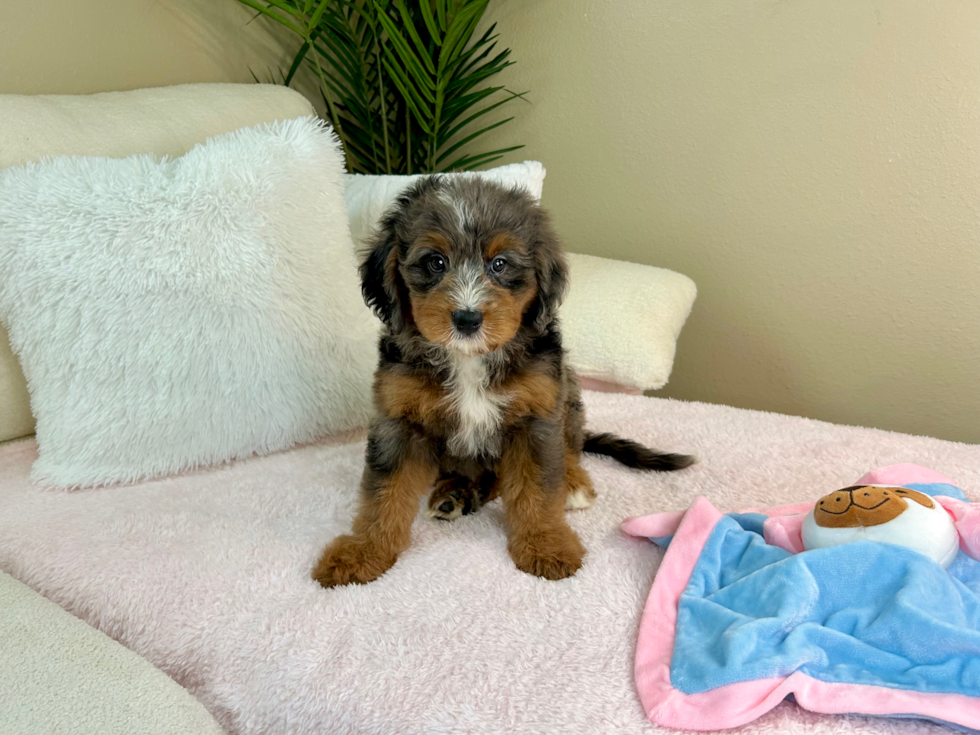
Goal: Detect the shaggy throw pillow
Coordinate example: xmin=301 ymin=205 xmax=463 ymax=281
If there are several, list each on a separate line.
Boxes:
xmin=0 ymin=116 xmax=376 ymax=488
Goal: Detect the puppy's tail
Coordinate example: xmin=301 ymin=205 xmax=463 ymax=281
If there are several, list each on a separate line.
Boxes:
xmin=582 ymin=431 xmax=694 ymax=471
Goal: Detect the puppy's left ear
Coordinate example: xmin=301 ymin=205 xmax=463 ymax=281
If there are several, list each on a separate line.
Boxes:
xmin=526 ymin=210 xmax=569 ymax=333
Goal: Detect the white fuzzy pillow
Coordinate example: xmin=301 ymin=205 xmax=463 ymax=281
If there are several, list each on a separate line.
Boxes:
xmin=0 ymin=116 xmax=376 ymax=488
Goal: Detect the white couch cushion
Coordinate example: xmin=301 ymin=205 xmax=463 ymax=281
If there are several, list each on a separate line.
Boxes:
xmin=563 ymin=253 xmax=696 ymax=391
xmin=0 ymin=572 xmax=224 ymax=735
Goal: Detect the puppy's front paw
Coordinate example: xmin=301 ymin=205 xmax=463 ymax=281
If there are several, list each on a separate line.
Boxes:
xmin=509 ymin=528 xmax=585 ymax=581
xmin=313 ymin=535 xmax=395 ymax=588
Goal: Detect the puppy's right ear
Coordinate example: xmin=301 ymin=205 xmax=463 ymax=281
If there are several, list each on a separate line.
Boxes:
xmin=359 ymin=231 xmax=402 ymax=328
xmin=360 ymin=177 xmax=443 ymax=329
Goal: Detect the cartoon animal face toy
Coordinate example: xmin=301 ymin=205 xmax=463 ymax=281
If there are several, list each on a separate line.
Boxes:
xmin=801 ymin=485 xmax=960 ymax=568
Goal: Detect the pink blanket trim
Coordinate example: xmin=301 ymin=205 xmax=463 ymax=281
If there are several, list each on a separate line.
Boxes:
xmin=622 ymin=463 xmax=980 ymax=732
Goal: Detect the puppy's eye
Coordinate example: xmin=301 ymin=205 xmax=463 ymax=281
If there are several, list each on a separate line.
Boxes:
xmin=426 ymin=255 xmax=447 ymax=274
xmin=490 ymin=257 xmax=507 ymax=274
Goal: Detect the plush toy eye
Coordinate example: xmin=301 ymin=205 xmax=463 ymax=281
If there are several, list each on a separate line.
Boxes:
xmin=490 ymin=257 xmax=507 ymax=274
xmin=427 ymin=255 xmax=446 ymax=274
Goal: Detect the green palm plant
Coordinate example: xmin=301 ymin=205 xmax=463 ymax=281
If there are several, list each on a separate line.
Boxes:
xmin=236 ymin=0 xmax=528 ymax=174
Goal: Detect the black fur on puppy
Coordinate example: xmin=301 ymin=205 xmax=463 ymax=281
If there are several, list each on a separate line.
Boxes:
xmin=313 ymin=177 xmax=693 ymax=587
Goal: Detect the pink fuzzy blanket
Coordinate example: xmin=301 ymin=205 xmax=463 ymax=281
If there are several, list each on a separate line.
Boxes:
xmin=1 ymin=392 xmax=978 ymax=735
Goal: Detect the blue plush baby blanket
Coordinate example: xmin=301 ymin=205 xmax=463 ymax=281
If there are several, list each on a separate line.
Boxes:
xmin=622 ymin=466 xmax=980 ymax=732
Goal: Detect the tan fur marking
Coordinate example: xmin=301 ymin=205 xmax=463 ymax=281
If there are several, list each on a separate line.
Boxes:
xmin=412 ymin=232 xmax=451 ymax=257
xmin=499 ymin=432 xmax=584 ymax=580
xmin=481 ymin=283 xmax=536 ymax=352
xmin=314 ymin=456 xmax=437 ymax=587
xmin=410 ymin=289 xmax=455 ymax=347
xmin=486 ymin=233 xmax=526 ymax=259
xmin=404 ymin=234 xmax=453 ymax=346
xmin=503 ymin=370 xmax=560 ymax=420
xmin=375 ymin=371 xmax=444 ymax=425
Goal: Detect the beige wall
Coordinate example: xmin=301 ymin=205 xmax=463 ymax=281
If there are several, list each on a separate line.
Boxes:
xmin=1 ymin=0 xmax=978 ymax=443
xmin=0 ymin=0 xmax=294 ymax=95
xmin=478 ymin=0 xmax=980 ymax=444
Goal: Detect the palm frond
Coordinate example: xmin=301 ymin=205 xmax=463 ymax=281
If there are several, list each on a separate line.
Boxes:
xmin=233 ymin=0 xmax=527 ymax=174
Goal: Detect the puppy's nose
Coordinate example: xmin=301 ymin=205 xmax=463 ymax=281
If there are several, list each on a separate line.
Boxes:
xmin=451 ymin=309 xmax=483 ymax=335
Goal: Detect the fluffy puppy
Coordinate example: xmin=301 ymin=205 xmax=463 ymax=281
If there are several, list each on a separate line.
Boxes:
xmin=314 ymin=177 xmax=692 ymax=587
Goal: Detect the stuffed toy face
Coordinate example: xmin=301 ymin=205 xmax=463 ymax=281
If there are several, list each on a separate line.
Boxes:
xmin=801 ymin=485 xmax=959 ymax=568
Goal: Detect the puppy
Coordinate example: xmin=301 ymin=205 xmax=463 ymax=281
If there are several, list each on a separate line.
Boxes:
xmin=314 ymin=177 xmax=692 ymax=587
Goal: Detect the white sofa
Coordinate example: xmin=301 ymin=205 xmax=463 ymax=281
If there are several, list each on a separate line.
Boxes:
xmin=0 ymin=571 xmax=224 ymax=734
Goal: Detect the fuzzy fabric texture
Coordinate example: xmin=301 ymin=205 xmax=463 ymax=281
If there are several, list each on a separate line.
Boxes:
xmin=1 ymin=392 xmax=978 ymax=735
xmin=0 ymin=115 xmax=376 ymax=488
xmin=0 ymin=571 xmax=223 ymax=735
xmin=0 ymin=82 xmax=315 ymax=445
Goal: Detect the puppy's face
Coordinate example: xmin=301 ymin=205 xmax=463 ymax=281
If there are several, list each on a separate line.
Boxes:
xmin=361 ymin=178 xmax=567 ymax=355
xmin=404 ymin=230 xmax=535 ymax=354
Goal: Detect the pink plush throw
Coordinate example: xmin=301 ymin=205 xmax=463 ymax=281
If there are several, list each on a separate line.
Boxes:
xmin=1 ymin=392 xmax=978 ymax=735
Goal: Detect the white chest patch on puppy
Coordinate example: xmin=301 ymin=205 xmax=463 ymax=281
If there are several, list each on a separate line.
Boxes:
xmin=445 ymin=354 xmax=504 ymax=457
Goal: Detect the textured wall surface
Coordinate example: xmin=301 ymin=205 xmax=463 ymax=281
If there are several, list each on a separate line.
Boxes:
xmin=0 ymin=1 xmax=294 ymax=95
xmin=476 ymin=0 xmax=980 ymax=443
xmin=1 ymin=0 xmax=978 ymax=443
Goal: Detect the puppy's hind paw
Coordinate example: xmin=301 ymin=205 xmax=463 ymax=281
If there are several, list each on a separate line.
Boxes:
xmin=426 ymin=474 xmax=485 ymax=521
xmin=564 ymin=461 xmax=596 ymax=511
xmin=564 ymin=487 xmax=595 ymax=510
